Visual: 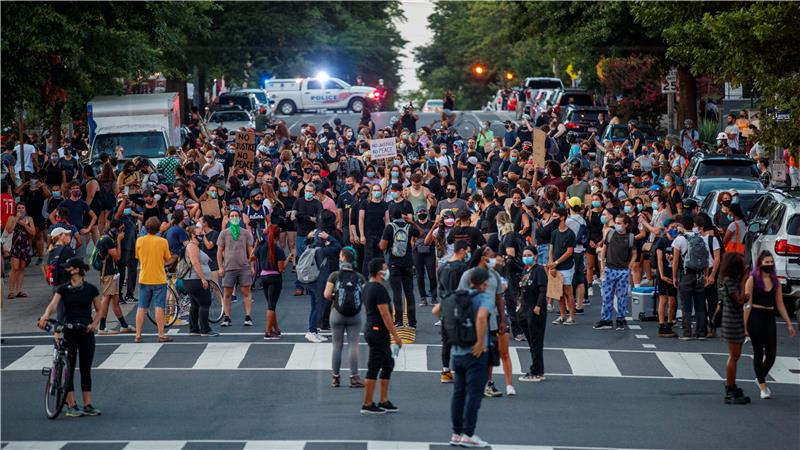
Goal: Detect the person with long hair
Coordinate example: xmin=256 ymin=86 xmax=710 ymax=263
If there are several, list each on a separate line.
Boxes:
xmin=38 ymin=257 xmax=106 ymax=417
xmin=496 ymin=211 xmax=525 ymax=341
xmin=744 ymin=251 xmax=797 ymax=399
xmin=276 ymin=179 xmax=296 ymax=264
xmin=717 ymin=252 xmax=750 ymax=404
xmin=256 ymin=224 xmax=285 ymax=339
xmin=184 ymin=223 xmax=218 ymax=336
xmin=585 ymin=193 xmax=605 ymax=297
xmin=723 ymin=204 xmax=746 ymax=254
xmin=458 ymin=245 xmax=514 ymax=397
xmin=5 ymin=203 xmax=35 ymax=298
xmin=97 ymin=160 xmax=118 ymax=234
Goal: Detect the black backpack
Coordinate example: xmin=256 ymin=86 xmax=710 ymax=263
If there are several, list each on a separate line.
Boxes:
xmin=567 ymin=215 xmax=589 ymax=248
xmin=333 ymin=270 xmax=363 ymax=316
xmin=441 ymin=289 xmax=478 ymax=347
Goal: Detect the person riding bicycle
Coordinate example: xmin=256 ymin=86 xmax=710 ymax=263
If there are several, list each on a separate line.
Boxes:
xmin=38 ymin=257 xmax=105 ymax=417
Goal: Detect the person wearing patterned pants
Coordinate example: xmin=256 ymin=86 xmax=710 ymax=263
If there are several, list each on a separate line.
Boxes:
xmin=594 ymin=216 xmax=637 ymax=331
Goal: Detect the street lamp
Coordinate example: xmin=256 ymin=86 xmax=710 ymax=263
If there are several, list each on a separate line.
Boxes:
xmin=472 ymin=65 xmax=485 ymax=76
xmin=505 ymin=72 xmax=514 ymax=80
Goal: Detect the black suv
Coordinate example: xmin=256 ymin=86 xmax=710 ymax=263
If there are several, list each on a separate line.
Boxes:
xmin=218 ymin=92 xmax=259 ymax=112
xmin=561 ymin=105 xmax=609 ymax=140
xmin=553 ymin=88 xmax=594 ymax=118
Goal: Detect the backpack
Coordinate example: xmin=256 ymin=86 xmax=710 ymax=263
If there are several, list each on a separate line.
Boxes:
xmin=46 ymin=246 xmax=68 ymax=286
xmin=175 ymin=246 xmax=191 ymax=279
xmin=333 ymin=270 xmax=363 ymax=316
xmin=296 ymin=245 xmax=322 ymax=284
xmin=567 ymin=215 xmax=589 ymax=248
xmin=684 ymin=233 xmax=709 ymax=273
xmin=89 ymin=236 xmax=111 ymax=271
xmin=389 ymin=222 xmax=410 ymax=258
xmin=441 ymin=289 xmax=478 ymax=347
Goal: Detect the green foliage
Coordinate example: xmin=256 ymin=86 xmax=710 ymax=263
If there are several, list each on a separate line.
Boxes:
xmin=698 ymin=119 xmax=720 ymax=145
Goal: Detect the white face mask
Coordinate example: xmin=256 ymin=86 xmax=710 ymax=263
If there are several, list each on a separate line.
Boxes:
xmin=486 ymin=257 xmax=497 ymax=269
xmin=382 ymin=268 xmax=390 ymax=281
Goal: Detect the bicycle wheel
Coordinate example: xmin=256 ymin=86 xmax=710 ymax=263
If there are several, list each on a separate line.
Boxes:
xmin=208 ymin=280 xmax=225 ymax=323
xmin=147 ymin=286 xmax=180 ymax=327
xmin=456 ymin=120 xmax=478 ymax=139
xmin=44 ymin=353 xmax=69 ymax=419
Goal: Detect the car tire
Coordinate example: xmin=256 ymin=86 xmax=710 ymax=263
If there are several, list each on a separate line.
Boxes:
xmin=349 ymin=97 xmax=365 ymax=113
xmin=278 ymin=100 xmax=296 ymax=116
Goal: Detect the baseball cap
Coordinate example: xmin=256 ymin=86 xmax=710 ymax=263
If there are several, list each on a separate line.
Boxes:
xmin=467 ymin=156 xmax=478 ymax=165
xmin=649 ymin=184 xmax=662 ymax=191
xmin=49 ymin=227 xmax=72 ymax=238
xmin=60 ymin=256 xmax=89 ymax=271
xmin=566 ymin=197 xmax=582 ymax=208
xmin=522 ymin=114 xmax=531 ymax=121
xmin=523 ymin=197 xmax=535 ymax=207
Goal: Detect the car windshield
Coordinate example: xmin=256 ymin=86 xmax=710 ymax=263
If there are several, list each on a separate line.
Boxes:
xmin=697 ymin=180 xmax=762 ymax=198
xmin=249 ymin=91 xmax=268 ymax=104
xmin=93 ymin=131 xmax=166 ymax=159
xmin=696 ymin=161 xmax=758 ymax=178
xmin=560 ymin=94 xmax=593 ymax=106
xmin=527 ymin=79 xmax=562 ymax=89
xmin=210 ymin=112 xmax=250 ymax=122
xmin=735 ymin=193 xmax=765 ymax=217
xmin=568 ymin=111 xmax=602 ymax=123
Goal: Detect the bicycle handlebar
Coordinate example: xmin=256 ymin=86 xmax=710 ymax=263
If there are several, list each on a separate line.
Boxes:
xmin=41 ymin=319 xmax=87 ymax=333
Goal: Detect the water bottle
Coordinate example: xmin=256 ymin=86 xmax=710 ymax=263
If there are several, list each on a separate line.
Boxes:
xmin=391 ymin=343 xmax=400 ymax=359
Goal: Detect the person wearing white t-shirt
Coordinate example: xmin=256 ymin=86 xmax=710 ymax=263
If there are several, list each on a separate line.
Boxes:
xmin=671 ymin=215 xmax=710 ymax=340
xmin=696 ymin=215 xmax=722 ymax=338
xmin=724 ymin=114 xmax=740 ymax=150
xmin=13 ymin=135 xmax=36 ymax=179
xmin=201 ymin=151 xmax=224 ymax=179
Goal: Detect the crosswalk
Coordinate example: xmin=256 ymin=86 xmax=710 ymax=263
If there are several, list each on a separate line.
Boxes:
xmin=2 ymin=342 xmax=799 ymax=384
xmin=0 ymin=440 xmax=647 ymax=450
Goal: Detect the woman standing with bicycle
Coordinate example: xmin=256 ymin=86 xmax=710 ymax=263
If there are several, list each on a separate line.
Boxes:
xmin=185 ymin=223 xmax=219 ymax=337
xmin=37 ymin=257 xmax=106 ymax=417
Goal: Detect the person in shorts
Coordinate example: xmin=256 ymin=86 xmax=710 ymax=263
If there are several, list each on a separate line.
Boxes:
xmin=96 ymin=220 xmax=133 ymax=334
xmin=547 ymin=208 xmax=577 ymax=325
xmin=134 ymin=216 xmax=173 ymax=343
xmin=217 ymin=208 xmax=255 ymax=327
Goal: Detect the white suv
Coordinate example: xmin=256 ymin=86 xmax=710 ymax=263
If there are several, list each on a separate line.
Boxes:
xmin=747 ymin=194 xmax=800 ymax=314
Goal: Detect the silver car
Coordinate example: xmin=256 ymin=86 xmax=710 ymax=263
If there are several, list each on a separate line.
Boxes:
xmin=207 ymin=110 xmax=254 ymax=132
xmin=747 ymin=194 xmax=800 ymax=311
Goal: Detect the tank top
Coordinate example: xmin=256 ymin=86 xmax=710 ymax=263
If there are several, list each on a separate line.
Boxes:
xmin=587 ymin=209 xmax=604 ymax=243
xmin=245 ymin=204 xmax=267 ymax=230
xmin=752 ymin=279 xmax=776 ymax=308
xmin=186 ymin=245 xmax=212 ymax=280
xmin=407 ymin=187 xmax=427 ymax=215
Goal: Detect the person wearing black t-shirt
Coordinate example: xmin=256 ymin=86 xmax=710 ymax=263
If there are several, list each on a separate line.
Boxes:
xmin=38 ymin=257 xmax=105 ymax=417
xmin=360 ymin=258 xmax=402 ymax=415
xmin=359 ymin=184 xmax=389 ymax=277
xmin=95 ymin=220 xmax=132 ymax=334
xmin=446 ymin=209 xmax=486 ymax=253
xmin=548 ymin=208 xmax=577 ymax=325
xmin=518 ymin=247 xmax=548 ymax=382
xmin=387 ymin=183 xmax=413 ymax=222
xmin=380 ymin=209 xmax=422 ymax=328
xmin=337 ymin=175 xmax=360 ymax=245
xmin=292 ymin=182 xmax=323 ymax=295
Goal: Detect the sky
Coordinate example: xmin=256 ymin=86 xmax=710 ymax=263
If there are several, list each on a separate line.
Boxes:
xmin=395 ymin=0 xmax=435 ymax=93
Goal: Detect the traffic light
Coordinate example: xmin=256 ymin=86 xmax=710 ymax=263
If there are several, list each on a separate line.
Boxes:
xmin=472 ymin=65 xmax=485 ymax=76
xmin=505 ymin=72 xmax=514 ymax=80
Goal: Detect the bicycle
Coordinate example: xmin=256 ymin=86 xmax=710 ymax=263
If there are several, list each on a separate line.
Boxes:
xmin=146 ymin=275 xmax=224 ymax=327
xmin=429 ymin=111 xmax=479 ymax=140
xmin=41 ymin=319 xmax=84 ymax=420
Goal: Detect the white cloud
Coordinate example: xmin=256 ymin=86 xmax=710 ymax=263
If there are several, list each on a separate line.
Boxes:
xmin=395 ymin=0 xmax=435 ymax=93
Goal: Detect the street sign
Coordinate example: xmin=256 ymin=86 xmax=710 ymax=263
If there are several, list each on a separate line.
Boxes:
xmin=662 ymin=69 xmax=677 ymax=94
xmin=369 ymin=137 xmax=397 ymax=160
xmin=232 ymin=131 xmax=256 ymax=170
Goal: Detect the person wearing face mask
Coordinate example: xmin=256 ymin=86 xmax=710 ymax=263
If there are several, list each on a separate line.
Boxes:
xmin=435 ymin=181 xmax=467 ymax=217
xmin=518 ymin=246 xmax=549 ymax=383
xmin=45 ymin=151 xmax=63 ymax=187
xmin=547 ymin=208 xmax=577 ymax=326
xmin=362 ymin=165 xmax=381 ymax=186
xmin=253 ymin=224 xmax=285 ymax=340
xmin=585 ymin=194 xmax=605 ymax=297
xmin=387 ymin=183 xmax=413 ymax=222
xmin=410 ymin=207 xmax=437 ymax=307
xmin=359 ymin=184 xmax=389 ymax=278
xmin=243 ymin=189 xmax=268 ymax=241
xmin=654 ymin=218 xmax=680 ymax=337
xmin=164 ymin=210 xmax=189 ymax=255
xmin=112 ymin=194 xmax=140 ymax=303
xmin=744 ymin=251 xmax=797 ymax=400
xmin=662 ymin=174 xmax=683 ymax=215
xmin=5 ymin=203 xmax=36 ymax=298
xmin=426 ymin=210 xmax=458 ymax=265
xmin=722 ymin=204 xmax=746 ymax=254
xmin=380 ymin=208 xmax=423 ymax=329
xmin=457 ymin=245 xmax=511 ymax=397
xmin=277 ymin=180 xmax=297 ymax=260
xmin=671 ymin=215 xmax=710 ymax=340
xmin=337 ymin=174 xmax=360 ymax=245
xmin=216 ymin=208 xmax=255 ymax=328
xmin=495 ymin=212 xmax=526 ymax=343
xmin=432 ymin=240 xmax=470 ymax=382
xmin=58 ymin=181 xmax=96 ymax=259
xmin=94 ymin=220 xmax=133 ymax=334
xmin=291 ymin=183 xmax=323 ymax=295
xmin=594 ymin=214 xmax=637 ymax=331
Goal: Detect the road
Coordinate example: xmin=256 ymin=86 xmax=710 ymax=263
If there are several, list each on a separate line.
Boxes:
xmin=2 ymin=267 xmax=799 ymax=450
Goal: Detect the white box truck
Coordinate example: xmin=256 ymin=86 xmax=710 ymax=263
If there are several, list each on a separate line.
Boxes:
xmin=265 ymin=77 xmax=376 ymax=115
xmin=88 ymin=93 xmax=182 ymax=164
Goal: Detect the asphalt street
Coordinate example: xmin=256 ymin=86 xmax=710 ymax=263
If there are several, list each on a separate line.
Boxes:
xmin=2 ymin=266 xmax=799 ymax=449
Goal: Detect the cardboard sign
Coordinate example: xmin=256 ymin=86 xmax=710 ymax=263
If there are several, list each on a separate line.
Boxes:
xmin=532 ymin=129 xmax=547 ymax=168
xmin=232 ymin=131 xmax=256 ymax=170
xmin=370 ymin=138 xmax=397 ymax=160
xmin=772 ymin=160 xmax=787 ymax=182
xmin=628 ymin=188 xmax=650 ymax=202
xmin=201 ymin=198 xmax=221 ymax=219
xmin=584 ymin=194 xmax=593 ymax=207
xmin=546 ymin=270 xmax=563 ymax=299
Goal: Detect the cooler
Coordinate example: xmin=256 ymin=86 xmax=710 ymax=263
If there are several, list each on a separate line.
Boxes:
xmin=630 ymin=286 xmax=657 ymax=321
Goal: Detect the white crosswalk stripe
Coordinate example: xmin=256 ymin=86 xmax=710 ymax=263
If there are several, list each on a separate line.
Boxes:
xmin=2 ymin=342 xmax=798 ymax=384
xmin=0 ymin=441 xmax=564 ymax=450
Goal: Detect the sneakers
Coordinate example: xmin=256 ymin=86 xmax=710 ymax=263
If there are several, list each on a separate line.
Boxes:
xmin=449 ymin=433 xmax=462 ymax=446
xmin=305 ymin=332 xmax=323 ymax=343
xmin=546 ymin=303 xmax=554 ymax=313
xmin=574 ymin=308 xmax=585 ymax=315
xmin=378 ymin=400 xmax=398 ymax=412
xmin=318 ymin=327 xmax=332 ymax=335
xmin=430 ymin=297 xmax=439 ymax=305
xmin=459 ymin=434 xmax=489 ymax=448
xmin=587 ymin=287 xmax=594 ymax=297
xmin=760 ymin=386 xmax=772 ymax=400
xmin=220 ymin=316 xmax=232 ymax=327
xmin=263 ymin=332 xmax=279 ymax=340
xmin=64 ymin=405 xmax=83 ymax=417
xmin=244 ymin=316 xmax=253 ymax=326
xmin=593 ymin=320 xmax=613 ymax=330
xmin=518 ymin=373 xmax=545 ymax=382
xmin=97 ymin=328 xmax=117 ymax=335
xmin=483 ymin=382 xmax=503 ymax=398
xmin=552 ymin=316 xmax=565 ymax=325
xmin=615 ymin=319 xmax=626 ymax=331
xmin=118 ymin=326 xmax=135 ymax=334
xmin=315 ymin=332 xmax=328 ymax=342
xmin=331 ymin=374 xmax=341 ymax=388
xmin=434 ymin=320 xmax=441 ymax=327
xmin=349 ymin=375 xmax=365 ymax=388
xmin=563 ymin=317 xmax=576 ymax=326
xmin=725 ymin=385 xmax=751 ymax=404
xmin=82 ymin=404 xmax=101 ymax=416
xmin=419 ymin=298 xmax=429 ymax=307
xmin=505 ymin=385 xmax=516 ymax=396
xmin=201 ymin=331 xmax=220 ymax=337
xmin=583 ymin=298 xmax=591 ymax=305
xmin=360 ymin=403 xmax=386 ymax=415
xmin=440 ymin=370 xmax=454 ymax=384
xmin=513 ymin=334 xmax=525 ymax=342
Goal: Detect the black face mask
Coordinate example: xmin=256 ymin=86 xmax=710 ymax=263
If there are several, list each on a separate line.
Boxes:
xmin=721 ymin=200 xmax=732 ymax=207
xmin=447 ymin=191 xmax=457 ymax=199
xmin=359 ymin=191 xmax=369 ymax=200
xmin=761 ymin=265 xmax=775 ymax=274
xmin=418 ymin=214 xmax=428 ymax=221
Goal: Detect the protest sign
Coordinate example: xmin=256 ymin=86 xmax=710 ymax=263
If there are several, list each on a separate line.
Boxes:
xmin=232 ymin=131 xmax=256 ymax=170
xmin=370 ymin=138 xmax=397 ymax=160
xmin=532 ymin=129 xmax=546 ymax=167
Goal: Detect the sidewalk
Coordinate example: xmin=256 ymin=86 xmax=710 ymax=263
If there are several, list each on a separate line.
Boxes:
xmin=1 ymin=263 xmax=136 ymax=335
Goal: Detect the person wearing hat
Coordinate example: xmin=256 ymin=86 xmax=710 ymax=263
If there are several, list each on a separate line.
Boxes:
xmin=47 ymin=226 xmax=76 ymax=289
xmin=680 ymin=119 xmax=700 ymax=154
xmin=565 ymin=197 xmax=589 ymax=314
xmin=411 ymin=205 xmax=437 ymax=307
xmin=38 ymin=256 xmax=105 ymax=417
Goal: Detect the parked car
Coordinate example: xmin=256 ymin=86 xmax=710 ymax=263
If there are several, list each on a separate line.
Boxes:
xmin=523 ymin=77 xmax=564 ymax=106
xmin=684 ymin=153 xmax=759 ymax=189
xmin=601 ymin=124 xmax=659 ymax=148
xmin=423 ymin=99 xmax=444 ymax=113
xmin=207 ymin=110 xmax=254 ymax=132
xmin=552 ymin=88 xmax=594 ymax=118
xmin=744 ymin=189 xmax=793 ymax=266
xmin=218 ymin=92 xmax=259 ymax=112
xmin=230 ymin=88 xmax=275 ymax=120
xmin=747 ymin=194 xmax=800 ymax=314
xmin=684 ymin=177 xmax=763 ymax=203
xmin=561 ymin=105 xmax=609 ymax=140
xmin=700 ymin=189 xmax=766 ymax=228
